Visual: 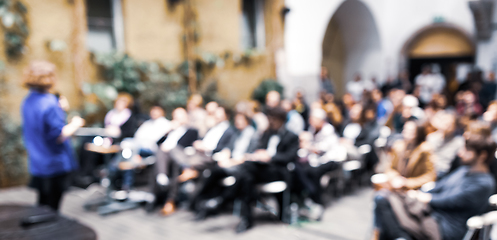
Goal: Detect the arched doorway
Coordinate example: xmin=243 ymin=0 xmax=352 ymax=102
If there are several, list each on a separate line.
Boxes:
xmin=321 ymin=0 xmax=381 ymax=97
xmin=402 ymin=23 xmax=476 ymax=102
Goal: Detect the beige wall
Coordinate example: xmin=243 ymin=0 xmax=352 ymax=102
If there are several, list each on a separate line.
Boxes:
xmin=123 ymin=0 xmax=183 ymax=62
xmin=1 ymin=0 xmax=285 ymax=119
xmin=2 ymin=0 xmax=83 ymax=120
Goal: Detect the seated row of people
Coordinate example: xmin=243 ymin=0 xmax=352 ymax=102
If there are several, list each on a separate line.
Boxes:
xmin=373 ymin=121 xmax=496 ymax=240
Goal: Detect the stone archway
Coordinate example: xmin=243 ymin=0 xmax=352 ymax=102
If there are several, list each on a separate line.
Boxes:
xmin=321 ymin=0 xmax=381 ymax=97
xmin=401 ymin=23 xmax=476 ymax=103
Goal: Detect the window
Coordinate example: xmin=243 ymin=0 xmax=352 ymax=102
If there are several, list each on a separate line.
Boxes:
xmin=86 ymin=0 xmax=124 ymax=52
xmin=241 ymin=0 xmax=265 ymax=50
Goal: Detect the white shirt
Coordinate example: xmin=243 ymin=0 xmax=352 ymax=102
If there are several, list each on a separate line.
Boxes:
xmin=232 ymin=126 xmax=256 ymax=159
xmin=202 ymin=121 xmax=230 ymax=151
xmin=162 ymin=126 xmax=188 ymax=151
xmin=267 ymin=135 xmax=281 ymax=158
xmin=104 ymin=108 xmax=131 ymax=127
xmin=346 ymin=81 xmax=365 ymax=102
xmin=309 ymin=123 xmax=339 ymax=153
xmin=343 ymin=123 xmax=362 ymax=144
xmin=133 ymin=117 xmax=171 ymax=151
xmin=286 ymin=110 xmax=305 ymax=135
xmin=415 ymin=73 xmax=445 ymax=104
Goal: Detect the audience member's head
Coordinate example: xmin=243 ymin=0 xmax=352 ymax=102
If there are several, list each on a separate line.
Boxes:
xmin=187 ymin=94 xmax=203 ymax=111
xmin=266 ymin=107 xmax=287 ymax=131
xmin=343 ymin=93 xmax=355 ymax=109
xmin=349 ymin=103 xmax=364 ymax=124
xmin=234 ymin=113 xmax=251 ymax=131
xmin=150 ymin=105 xmax=165 ymax=120
xmin=402 ymin=120 xmax=426 ymax=148
xmin=266 ymin=91 xmax=281 ymax=108
xmin=309 ymin=108 xmax=327 ymax=130
xmin=320 ymin=67 xmax=329 ymax=80
xmin=371 ymin=89 xmax=383 ymax=103
xmin=353 ymin=73 xmax=361 ymax=82
xmin=363 ymin=102 xmax=377 ymax=123
xmin=215 ymin=106 xmax=230 ymax=124
xmin=459 ymin=138 xmax=497 ymax=167
xmin=464 ymin=121 xmax=492 ymax=141
xmin=114 ymin=92 xmax=134 ymax=111
xmin=421 ymin=64 xmax=432 ymax=75
xmin=205 ymin=101 xmax=219 ymax=115
xmin=280 ymin=99 xmax=293 ymax=112
xmin=172 ymin=107 xmax=189 ymax=126
xmin=431 ymin=110 xmax=457 ymax=137
xmin=23 ymin=60 xmax=57 ymax=91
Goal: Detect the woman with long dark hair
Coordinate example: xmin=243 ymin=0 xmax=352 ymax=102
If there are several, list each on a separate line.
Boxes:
xmin=385 ymin=120 xmax=436 ymax=190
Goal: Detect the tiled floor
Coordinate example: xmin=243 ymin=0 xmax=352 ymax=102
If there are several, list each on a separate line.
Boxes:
xmin=0 ymin=186 xmax=374 ymax=240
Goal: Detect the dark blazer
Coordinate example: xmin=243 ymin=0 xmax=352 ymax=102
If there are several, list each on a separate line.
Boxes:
xmin=156 ymin=128 xmax=199 ymax=148
xmin=355 ymin=120 xmax=380 ymax=147
xmin=428 ymin=166 xmax=495 ymax=240
xmin=213 ymin=127 xmax=236 ymax=154
xmin=256 ymin=127 xmax=299 ymax=166
xmin=118 ymin=114 xmax=138 ymax=142
xmin=226 ymin=127 xmax=259 ymax=155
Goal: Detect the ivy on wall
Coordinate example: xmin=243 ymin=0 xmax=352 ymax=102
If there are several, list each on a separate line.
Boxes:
xmin=83 ymin=52 xmax=192 ymax=118
xmin=0 ymin=0 xmax=29 ymax=59
xmin=0 ymin=61 xmax=27 ymax=188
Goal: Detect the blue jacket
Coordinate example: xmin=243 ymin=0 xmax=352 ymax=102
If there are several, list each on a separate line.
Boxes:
xmin=22 ymin=91 xmax=77 ymax=177
xmin=429 ymin=166 xmax=495 ymax=240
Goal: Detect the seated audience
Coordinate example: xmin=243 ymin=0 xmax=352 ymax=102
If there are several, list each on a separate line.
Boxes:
xmin=192 ymin=112 xmax=259 ymax=218
xmin=374 ymin=137 xmax=496 ymax=240
xmin=156 ymin=106 xmax=235 ymax=215
xmin=108 ymin=105 xmax=171 ymax=191
xmin=152 ymin=108 xmax=199 ymax=214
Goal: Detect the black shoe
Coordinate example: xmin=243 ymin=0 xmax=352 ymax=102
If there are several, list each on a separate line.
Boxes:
xmin=235 ymin=218 xmax=253 ymax=233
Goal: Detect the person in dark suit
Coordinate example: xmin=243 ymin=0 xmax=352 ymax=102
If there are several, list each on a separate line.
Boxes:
xmin=156 ymin=106 xmax=235 ymax=215
xmin=192 ymin=112 xmax=259 ymax=218
xmin=231 ymin=107 xmax=299 ymax=233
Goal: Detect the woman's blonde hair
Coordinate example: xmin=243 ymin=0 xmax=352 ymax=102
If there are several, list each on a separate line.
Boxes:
xmin=22 ymin=61 xmax=57 ymax=90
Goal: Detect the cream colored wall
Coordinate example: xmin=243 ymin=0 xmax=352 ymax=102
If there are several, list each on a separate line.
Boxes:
xmin=1 ymin=0 xmax=284 ymax=119
xmin=122 ymin=0 xmax=183 ymax=62
xmin=194 ymin=0 xmax=284 ymax=105
xmin=2 ymin=0 xmax=82 ymax=120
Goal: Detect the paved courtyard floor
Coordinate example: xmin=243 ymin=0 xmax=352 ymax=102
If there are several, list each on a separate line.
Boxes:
xmin=0 ymin=186 xmax=374 ymax=240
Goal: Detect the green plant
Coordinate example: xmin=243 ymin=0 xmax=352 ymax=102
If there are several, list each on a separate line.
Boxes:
xmin=251 ymin=79 xmax=284 ymax=105
xmin=86 ymin=52 xmax=192 ymax=116
xmin=0 ymin=0 xmax=29 ymax=60
xmin=0 ymin=113 xmax=27 ymax=187
xmin=0 ymin=60 xmax=27 ymax=187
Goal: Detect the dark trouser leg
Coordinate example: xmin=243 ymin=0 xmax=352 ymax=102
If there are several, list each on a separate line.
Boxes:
xmin=237 ymin=162 xmax=287 ymax=223
xmin=304 ymin=161 xmax=338 ymax=205
xmin=374 ymin=194 xmax=412 ymax=240
xmin=37 ymin=173 xmax=69 ymax=211
xmin=194 ymin=166 xmax=228 ymax=203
